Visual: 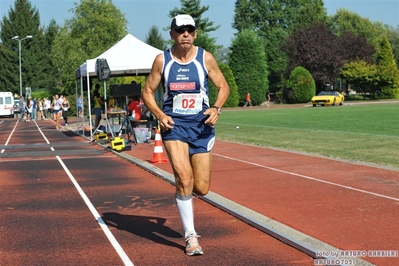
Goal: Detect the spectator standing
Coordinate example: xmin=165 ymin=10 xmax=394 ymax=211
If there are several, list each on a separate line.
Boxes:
xmin=77 ymin=95 xmax=83 ymax=117
xmin=31 ymin=97 xmax=37 ymax=120
xmin=62 ymin=96 xmax=71 ymax=126
xmin=266 ymin=91 xmax=271 ymax=107
xmin=244 ymin=92 xmax=252 ymax=107
xmin=44 ymin=97 xmax=51 ymax=119
xmin=26 ymin=97 xmax=33 ymax=121
xmin=92 ymin=84 xmax=104 ymax=130
xmin=37 ymin=98 xmax=44 ymax=120
xmin=19 ymin=96 xmax=25 ymax=121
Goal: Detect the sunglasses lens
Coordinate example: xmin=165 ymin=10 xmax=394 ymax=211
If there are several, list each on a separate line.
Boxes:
xmin=175 ymin=26 xmax=195 ymax=33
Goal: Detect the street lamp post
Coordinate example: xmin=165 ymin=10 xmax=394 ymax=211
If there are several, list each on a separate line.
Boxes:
xmin=12 ymin=35 xmax=32 ymax=97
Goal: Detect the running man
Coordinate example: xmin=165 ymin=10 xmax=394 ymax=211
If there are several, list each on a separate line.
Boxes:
xmin=142 ymin=14 xmax=230 ymax=256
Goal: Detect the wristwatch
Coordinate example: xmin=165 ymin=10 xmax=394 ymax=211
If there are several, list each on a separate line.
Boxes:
xmin=211 ymin=105 xmax=222 ymax=115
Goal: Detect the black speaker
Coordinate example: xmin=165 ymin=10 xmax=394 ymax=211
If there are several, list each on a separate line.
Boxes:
xmin=111 ymin=84 xmax=141 ymax=97
xmin=96 ymin=58 xmax=111 ymax=81
xmin=81 ymin=77 xmax=92 ymax=91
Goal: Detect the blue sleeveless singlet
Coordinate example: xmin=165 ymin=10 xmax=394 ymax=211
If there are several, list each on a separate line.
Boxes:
xmin=161 ymin=47 xmax=210 ymax=126
xmin=160 ymin=47 xmax=215 ymax=153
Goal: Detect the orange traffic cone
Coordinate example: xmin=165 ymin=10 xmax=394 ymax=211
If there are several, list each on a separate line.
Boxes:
xmin=151 ymin=129 xmax=168 ymax=163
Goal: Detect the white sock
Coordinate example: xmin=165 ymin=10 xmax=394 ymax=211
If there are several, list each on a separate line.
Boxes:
xmin=175 ymin=193 xmax=195 ymax=238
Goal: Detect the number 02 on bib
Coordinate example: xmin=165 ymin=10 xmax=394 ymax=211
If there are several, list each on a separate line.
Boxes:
xmin=172 ymin=93 xmax=203 ymax=115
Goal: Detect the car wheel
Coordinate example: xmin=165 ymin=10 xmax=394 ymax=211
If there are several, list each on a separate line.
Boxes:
xmin=339 ymin=100 xmax=344 ymax=106
xmin=332 ymin=98 xmax=336 ymax=106
xmin=313 ymin=104 xmax=316 ymax=107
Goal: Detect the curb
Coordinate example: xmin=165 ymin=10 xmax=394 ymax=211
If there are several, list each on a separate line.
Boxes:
xmin=111 ymin=148 xmax=374 ymax=266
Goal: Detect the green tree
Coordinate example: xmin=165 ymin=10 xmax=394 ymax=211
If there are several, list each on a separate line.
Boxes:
xmin=168 ymin=0 xmax=220 ymax=54
xmin=328 ymin=9 xmax=387 ymax=59
xmin=285 ymin=23 xmax=343 ymax=92
xmin=193 ymin=29 xmax=219 ymax=55
xmin=209 ymin=63 xmax=238 ymax=107
xmin=214 ymin=46 xmax=230 ymax=64
xmin=293 ymin=0 xmax=327 ymax=29
xmin=286 ymin=66 xmax=316 ymax=103
xmin=42 ymin=20 xmax=61 ymax=89
xmin=385 ymin=25 xmax=399 ymax=68
xmin=377 ymin=36 xmax=398 ymax=67
xmin=27 ymin=21 xmax=61 ymax=90
xmin=0 ymin=0 xmax=39 ymax=95
xmin=229 ymin=29 xmax=268 ymax=106
xmin=341 ymin=60 xmax=378 ymax=98
xmin=51 ymin=0 xmax=128 ymax=95
xmin=145 ymin=25 xmax=166 ymax=51
xmin=376 ymin=36 xmax=399 ymax=98
xmin=0 ymin=43 xmax=17 ymax=92
xmin=233 ymin=0 xmax=327 ymax=91
xmin=341 ymin=37 xmax=399 ymax=99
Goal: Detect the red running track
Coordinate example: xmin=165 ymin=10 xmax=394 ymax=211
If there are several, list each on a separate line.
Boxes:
xmin=0 ymin=118 xmax=314 ymax=265
xmin=125 ymin=136 xmax=399 ymax=266
xmin=1 ymin=117 xmax=398 ymax=265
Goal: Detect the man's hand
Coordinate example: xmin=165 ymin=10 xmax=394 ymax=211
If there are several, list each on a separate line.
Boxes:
xmin=158 ymin=114 xmax=175 ymax=131
xmin=203 ymin=108 xmax=219 ymax=127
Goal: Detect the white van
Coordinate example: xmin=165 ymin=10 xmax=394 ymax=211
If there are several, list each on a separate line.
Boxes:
xmin=0 ymin=92 xmax=14 ymax=117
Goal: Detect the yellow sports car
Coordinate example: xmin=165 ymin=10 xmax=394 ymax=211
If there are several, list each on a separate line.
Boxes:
xmin=311 ymin=91 xmax=344 ymax=107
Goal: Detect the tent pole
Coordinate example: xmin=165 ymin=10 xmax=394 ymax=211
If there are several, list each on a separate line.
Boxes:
xmin=80 ymin=76 xmax=85 ymax=135
xmin=102 ymin=80 xmax=114 ymax=138
xmin=76 ymin=76 xmax=86 ymax=136
xmin=75 ymin=78 xmax=80 ymax=134
xmin=87 ymin=73 xmax=93 ymax=141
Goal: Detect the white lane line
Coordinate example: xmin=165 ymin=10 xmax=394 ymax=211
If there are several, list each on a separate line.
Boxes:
xmin=34 ymin=120 xmax=51 ymax=145
xmin=1 ymin=120 xmax=19 ymax=153
xmin=35 ymin=121 xmax=133 ymax=265
xmin=0 ymin=155 xmax=115 ymax=163
xmin=56 ymin=156 xmax=134 ymax=266
xmin=215 ymin=153 xmax=399 ymax=202
xmin=34 ymin=120 xmax=55 ymax=151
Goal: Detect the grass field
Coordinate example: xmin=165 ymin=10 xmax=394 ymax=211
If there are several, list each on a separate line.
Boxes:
xmin=217 ymin=102 xmax=399 ymax=168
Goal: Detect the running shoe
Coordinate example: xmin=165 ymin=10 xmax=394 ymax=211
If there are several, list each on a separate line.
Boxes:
xmin=185 ymin=234 xmax=203 ymax=256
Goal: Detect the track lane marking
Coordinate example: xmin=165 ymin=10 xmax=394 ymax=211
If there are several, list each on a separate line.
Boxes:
xmin=34 ymin=120 xmax=134 ymax=265
xmin=1 ymin=120 xmax=19 ymax=154
xmin=215 ymin=153 xmax=399 ymax=202
xmin=56 ymin=156 xmax=133 ymax=266
xmin=0 ymin=155 xmax=115 ymax=163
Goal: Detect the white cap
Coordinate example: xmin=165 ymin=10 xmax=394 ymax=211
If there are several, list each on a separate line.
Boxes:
xmin=171 ymin=14 xmax=196 ymax=30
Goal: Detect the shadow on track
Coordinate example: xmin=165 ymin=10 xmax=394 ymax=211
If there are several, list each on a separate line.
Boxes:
xmin=101 ymin=212 xmax=184 ymax=251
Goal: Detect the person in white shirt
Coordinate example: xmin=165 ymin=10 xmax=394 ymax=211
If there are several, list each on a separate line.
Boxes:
xmin=44 ymin=97 xmax=51 ymax=119
xmin=52 ymin=94 xmax=62 ymax=129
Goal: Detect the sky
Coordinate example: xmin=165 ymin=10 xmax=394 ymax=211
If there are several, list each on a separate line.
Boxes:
xmin=1 ymin=0 xmax=398 ymax=47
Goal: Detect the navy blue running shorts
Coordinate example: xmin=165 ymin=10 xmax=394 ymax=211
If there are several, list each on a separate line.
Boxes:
xmin=161 ymin=124 xmax=215 ymax=154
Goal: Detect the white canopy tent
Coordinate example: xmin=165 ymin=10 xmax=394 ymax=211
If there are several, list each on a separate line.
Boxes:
xmin=78 ymin=33 xmax=163 ymax=78
xmin=75 ymin=33 xmax=163 ymax=139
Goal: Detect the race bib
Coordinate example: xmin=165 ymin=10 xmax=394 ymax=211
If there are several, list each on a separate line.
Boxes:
xmin=172 ymin=93 xmax=203 ymax=115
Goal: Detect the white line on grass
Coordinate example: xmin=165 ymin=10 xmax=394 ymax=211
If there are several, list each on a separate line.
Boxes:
xmin=219 ymin=122 xmax=399 ymax=138
xmin=215 ymin=153 xmax=399 ymax=202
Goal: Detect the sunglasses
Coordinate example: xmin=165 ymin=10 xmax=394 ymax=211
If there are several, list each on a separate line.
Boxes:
xmin=174 ymin=26 xmax=196 ymax=34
